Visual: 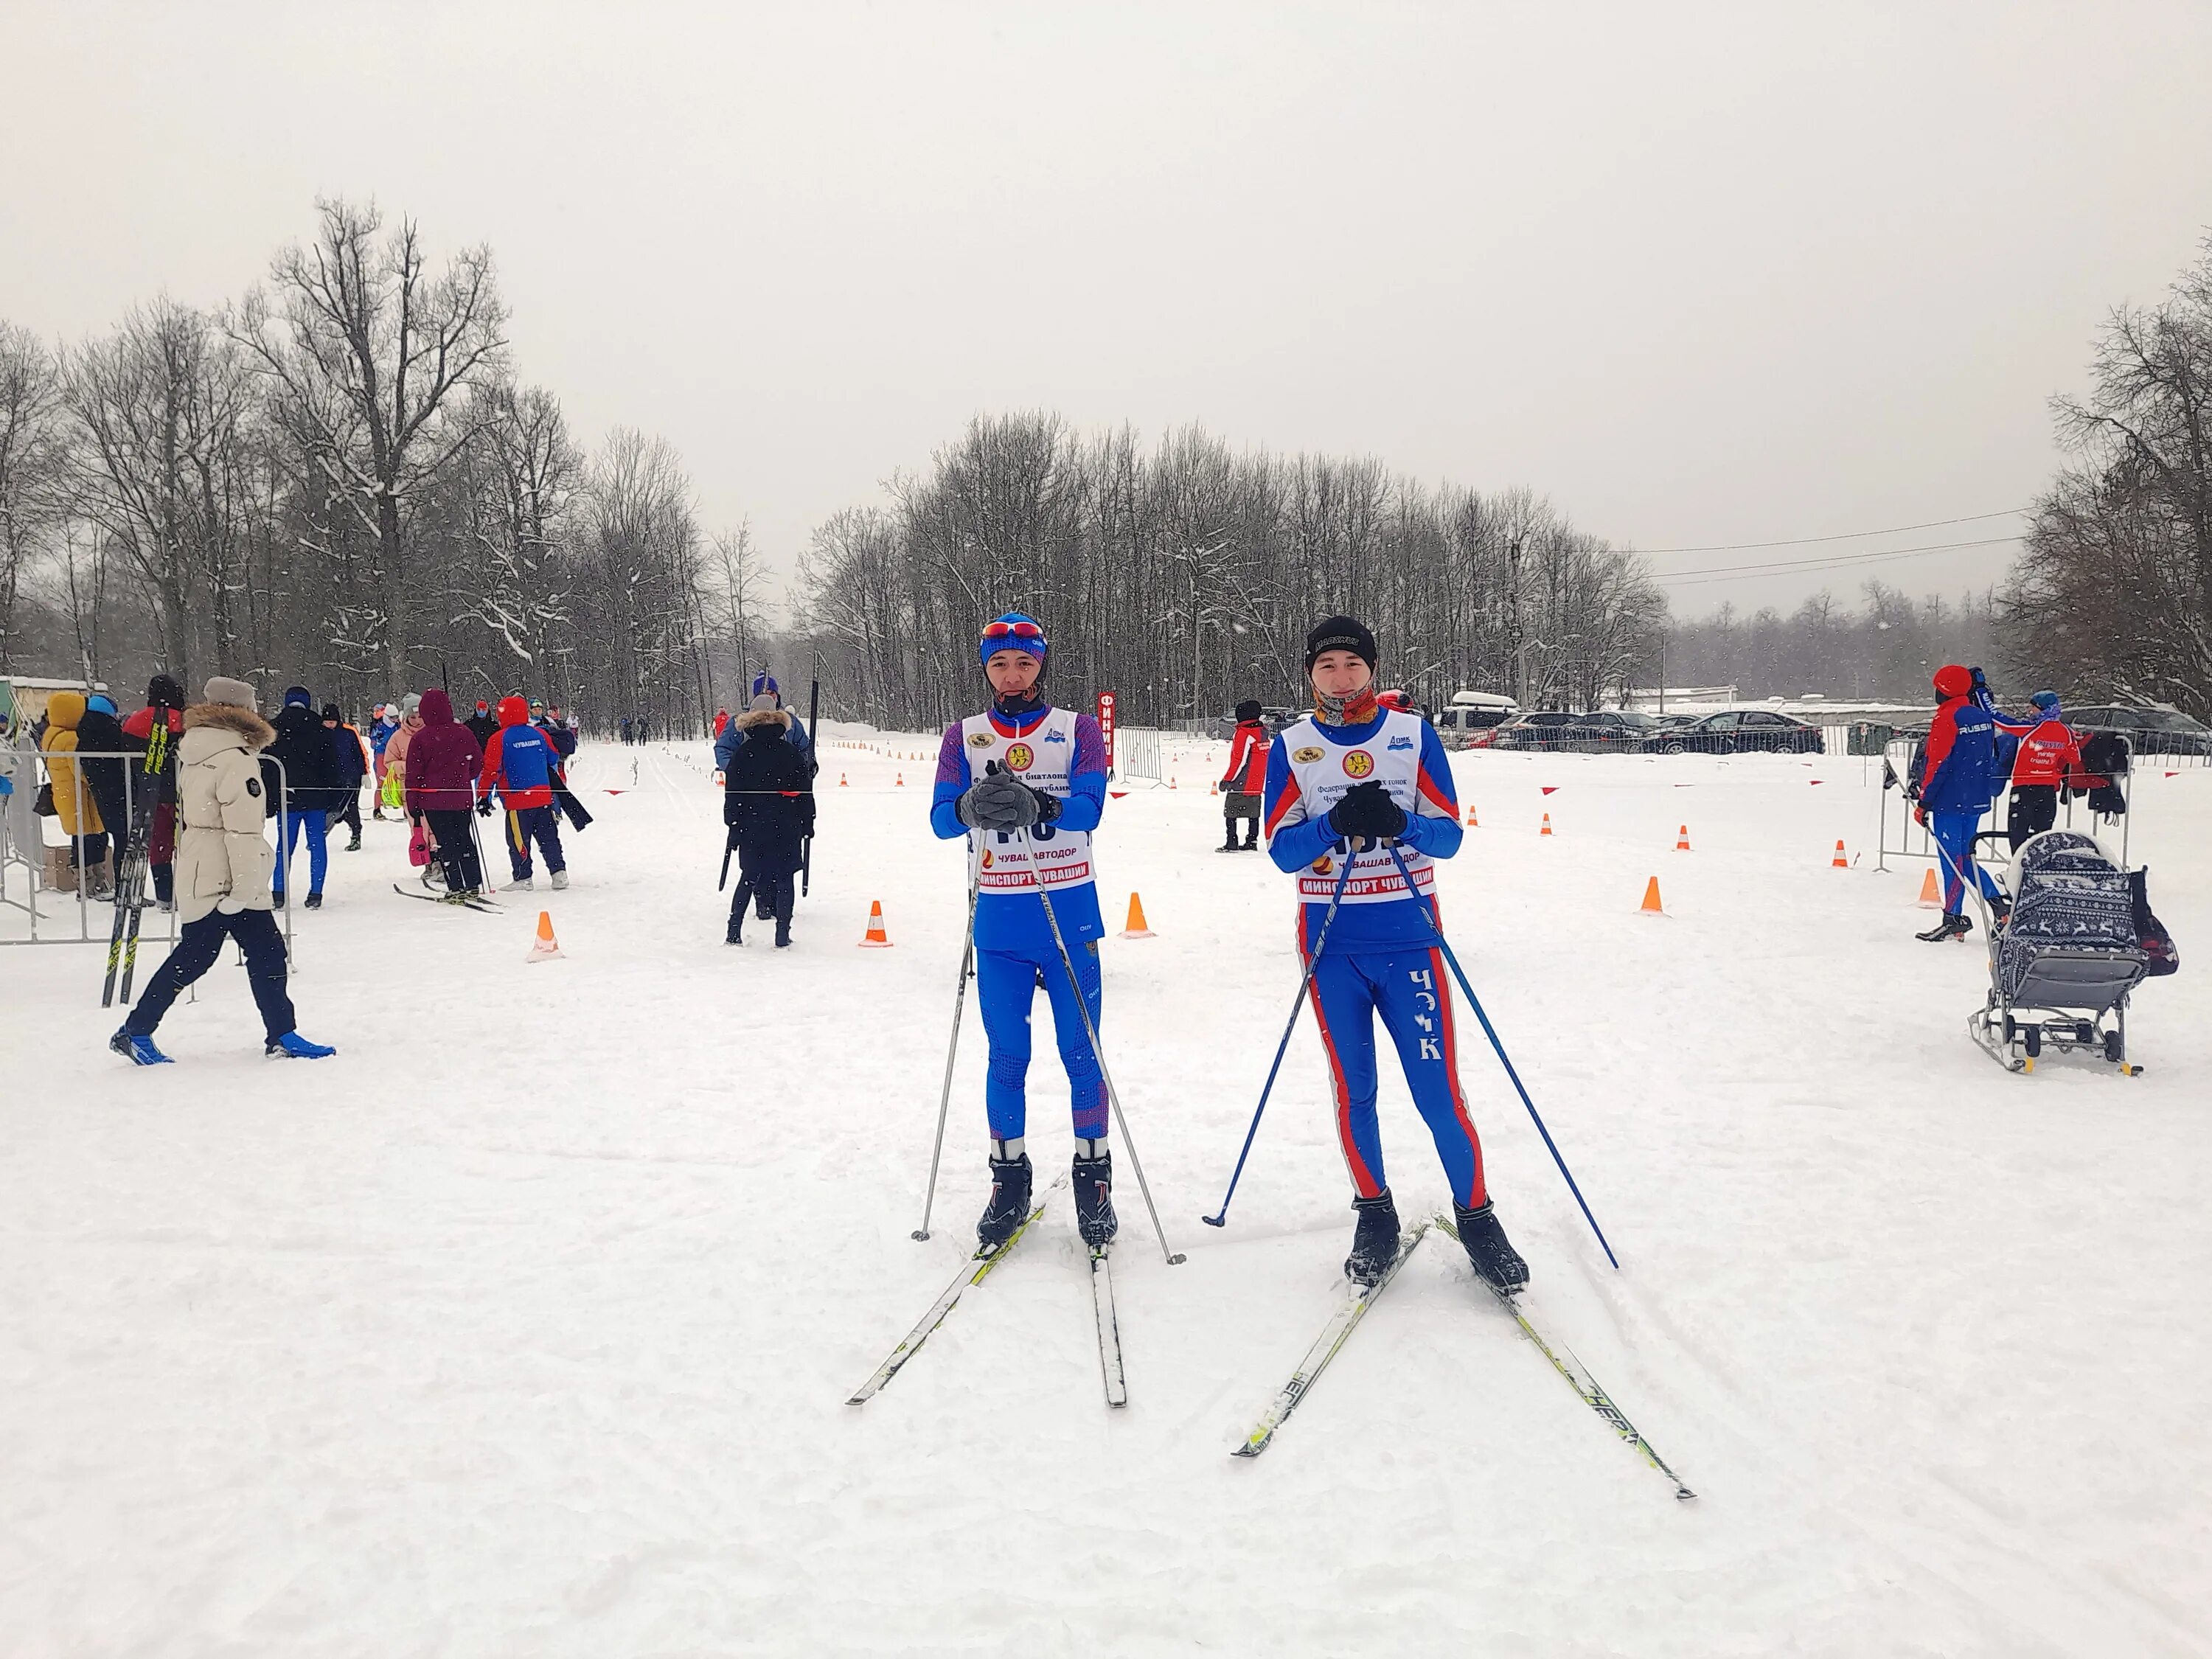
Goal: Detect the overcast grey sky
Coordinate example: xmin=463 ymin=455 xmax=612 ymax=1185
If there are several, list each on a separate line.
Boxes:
xmin=6 ymin=1 xmax=2210 ymax=619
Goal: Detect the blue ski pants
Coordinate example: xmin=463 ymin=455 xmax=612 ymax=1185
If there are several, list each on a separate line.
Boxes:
xmin=1929 ymin=808 xmax=2003 ymax=911
xmin=1309 ymin=945 xmax=1489 ymax=1209
xmin=279 ymin=809 xmax=327 ymax=897
xmin=504 ymin=804 xmax=566 ymax=880
xmin=978 ymin=939 xmax=1107 ymax=1142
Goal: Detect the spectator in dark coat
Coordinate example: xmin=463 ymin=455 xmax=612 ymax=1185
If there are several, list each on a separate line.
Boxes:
xmin=74 ymin=692 xmax=133 ymax=852
xmin=324 ymin=703 xmax=369 ymax=851
xmin=404 ymin=687 xmax=486 ymax=899
xmin=723 ymin=696 xmax=814 ymax=947
xmin=265 ymin=686 xmax=341 ymax=906
xmin=463 ymin=699 xmax=501 ymax=751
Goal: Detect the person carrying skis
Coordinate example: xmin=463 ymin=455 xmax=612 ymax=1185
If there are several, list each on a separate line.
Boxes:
xmin=1262 ymin=614 xmax=1527 ymax=1293
xmin=1992 ymin=690 xmax=2079 ymax=850
xmin=1217 ymin=699 xmax=1268 ymax=851
xmin=1910 ymin=663 xmax=2008 ymax=941
xmin=403 ymin=689 xmax=487 ymax=902
xmin=929 ymin=613 xmax=1116 ymax=1250
xmin=722 ymin=694 xmax=813 ymax=945
xmin=109 ymin=676 xmax=335 ymax=1065
xmin=123 ymin=675 xmax=186 ymax=907
xmin=480 ymin=695 xmax=568 ymax=890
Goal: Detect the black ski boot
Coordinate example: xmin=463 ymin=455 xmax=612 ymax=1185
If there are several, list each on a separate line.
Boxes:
xmin=773 ymin=879 xmax=793 ymax=948
xmin=1345 ymin=1189 xmax=1402 ymax=1286
xmin=1072 ymin=1151 xmax=1117 ymax=1249
xmin=1217 ymin=829 xmax=1240 ymax=853
xmin=726 ymin=913 xmax=744 ymax=945
xmin=304 ymin=892 xmax=323 ymax=911
xmin=1916 ymin=911 xmax=1972 ymax=943
xmin=1453 ymin=1200 xmax=1529 ymax=1294
xmin=1989 ymin=893 xmax=2012 ymax=928
xmin=976 ymin=1152 xmax=1034 ymax=1252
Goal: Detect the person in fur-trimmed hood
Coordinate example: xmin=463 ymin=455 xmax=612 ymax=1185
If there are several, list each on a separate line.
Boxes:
xmin=721 ymin=695 xmax=814 ymax=947
xmin=110 ymin=676 xmax=335 ymax=1065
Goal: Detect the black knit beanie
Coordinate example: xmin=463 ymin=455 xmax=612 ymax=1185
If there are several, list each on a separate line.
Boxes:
xmin=147 ymin=673 xmax=186 ymax=709
xmin=1304 ymin=615 xmax=1377 ymax=672
xmin=1234 ymin=699 xmax=1263 ymax=723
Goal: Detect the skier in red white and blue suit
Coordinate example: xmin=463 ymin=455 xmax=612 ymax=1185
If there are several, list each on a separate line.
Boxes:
xmin=1910 ymin=663 xmax=2008 ymax=942
xmin=1263 ymin=614 xmax=1528 ymax=1292
xmin=479 ymin=696 xmax=568 ymax=888
xmin=930 ymin=613 xmax=1117 ymax=1251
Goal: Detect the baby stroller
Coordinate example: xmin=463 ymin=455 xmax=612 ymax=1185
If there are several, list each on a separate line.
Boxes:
xmin=1964 ymin=829 xmax=2146 ymax=1074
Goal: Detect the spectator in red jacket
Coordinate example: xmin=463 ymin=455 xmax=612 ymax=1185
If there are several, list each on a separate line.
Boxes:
xmin=1218 ymin=699 xmax=1268 ymax=852
xmin=403 ymin=688 xmax=487 ymax=900
xmin=1995 ymin=690 xmax=2080 ymax=849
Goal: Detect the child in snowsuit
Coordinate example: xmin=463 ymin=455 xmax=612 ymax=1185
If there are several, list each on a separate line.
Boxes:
xmin=929 ymin=613 xmax=1117 ymax=1251
xmin=1263 ymin=614 xmax=1527 ymax=1293
xmin=110 ymin=677 xmax=333 ymax=1065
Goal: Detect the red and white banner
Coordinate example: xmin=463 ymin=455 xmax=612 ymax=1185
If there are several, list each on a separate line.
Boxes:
xmin=1096 ymin=691 xmax=1117 ymax=773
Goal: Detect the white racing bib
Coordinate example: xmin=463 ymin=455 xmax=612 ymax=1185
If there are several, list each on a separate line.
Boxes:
xmin=1279 ymin=710 xmax=1437 ymax=905
xmin=962 ymin=709 xmax=1096 ymax=894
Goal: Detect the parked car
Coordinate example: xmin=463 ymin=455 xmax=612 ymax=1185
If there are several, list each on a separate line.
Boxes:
xmin=1570 ymin=711 xmax=1663 ymax=751
xmin=1436 ymin=694 xmax=1519 ymax=749
xmin=1644 ymin=709 xmax=1824 ymax=755
xmin=1486 ymin=711 xmax=1585 ymax=752
xmin=2066 ymin=703 xmax=2212 ymax=759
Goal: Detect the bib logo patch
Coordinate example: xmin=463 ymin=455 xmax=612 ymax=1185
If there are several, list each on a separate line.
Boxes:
xmin=1387 ymin=735 xmax=1415 ymax=751
xmin=969 ymin=731 xmax=995 ymax=747
xmin=981 ymin=848 xmax=995 ymax=869
xmin=1343 ymin=750 xmax=1374 ymax=779
xmin=1292 ymin=745 xmax=1324 ymax=764
xmin=1006 ymin=742 xmax=1034 ymax=772
xmin=1311 ymin=855 xmax=1334 ymax=875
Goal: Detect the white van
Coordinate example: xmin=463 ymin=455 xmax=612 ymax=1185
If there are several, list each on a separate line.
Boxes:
xmin=1434 ymin=690 xmax=1518 ymax=748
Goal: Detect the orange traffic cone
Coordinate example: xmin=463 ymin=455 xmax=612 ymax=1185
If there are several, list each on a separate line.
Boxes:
xmin=527 ymin=910 xmax=563 ymax=963
xmin=1120 ymin=892 xmax=1155 ymax=939
xmin=1639 ymin=877 xmax=1665 ymax=917
xmin=1540 ymin=812 xmax=1554 ymax=837
xmin=1832 ymin=838 xmax=1848 ymax=869
xmin=859 ymin=900 xmax=893 ymax=947
xmin=1169 ymin=776 xmax=1178 ymax=790
xmin=895 ymin=772 xmax=905 ymax=788
xmin=1917 ymin=868 xmax=1942 ymax=908
xmin=1675 ymin=824 xmax=1691 ymax=852
xmin=839 ymin=773 xmax=849 ymax=787
xmin=1465 ymin=804 xmax=1479 ymax=827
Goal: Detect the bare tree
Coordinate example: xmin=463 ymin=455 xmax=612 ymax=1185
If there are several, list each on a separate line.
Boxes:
xmin=229 ymin=197 xmax=509 ymax=689
xmin=0 ymin=322 xmax=66 ymax=671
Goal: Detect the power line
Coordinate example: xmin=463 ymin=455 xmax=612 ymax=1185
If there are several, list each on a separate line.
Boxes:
xmin=1635 ymin=508 xmax=2028 ymax=557
xmin=1652 ymin=535 xmax=2023 ymax=587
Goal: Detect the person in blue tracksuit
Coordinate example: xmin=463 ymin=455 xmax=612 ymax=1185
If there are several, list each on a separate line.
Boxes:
xmin=929 ymin=613 xmax=1116 ymax=1251
xmin=1263 ymin=614 xmax=1527 ymax=1292
xmin=1911 ymin=662 xmax=2008 ymax=942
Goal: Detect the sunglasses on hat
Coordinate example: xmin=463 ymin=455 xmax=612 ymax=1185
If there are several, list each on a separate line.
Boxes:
xmin=982 ymin=619 xmax=1046 ymax=643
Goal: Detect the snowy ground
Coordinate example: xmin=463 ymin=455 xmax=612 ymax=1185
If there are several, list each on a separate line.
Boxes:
xmin=4 ymin=732 xmax=2210 ymax=1657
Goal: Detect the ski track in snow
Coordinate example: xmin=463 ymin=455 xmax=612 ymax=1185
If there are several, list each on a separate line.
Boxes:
xmin=4 ymin=735 xmax=2209 ymax=1657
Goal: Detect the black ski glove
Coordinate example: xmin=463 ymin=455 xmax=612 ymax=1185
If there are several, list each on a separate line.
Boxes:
xmin=476 ymin=796 xmax=495 ymax=817
xmin=1328 ymin=781 xmax=1406 ymax=841
xmin=1026 ymin=785 xmax=1062 ymax=824
xmin=959 ymin=770 xmax=1040 ymax=831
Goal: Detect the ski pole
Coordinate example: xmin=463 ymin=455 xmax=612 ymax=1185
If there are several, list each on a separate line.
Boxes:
xmin=1015 ymin=818 xmax=1186 ymax=1267
xmin=912 ymin=844 xmax=982 ymax=1241
xmin=1202 ymin=848 xmax=1357 ymax=1228
xmin=1384 ymin=844 xmax=1621 ymax=1271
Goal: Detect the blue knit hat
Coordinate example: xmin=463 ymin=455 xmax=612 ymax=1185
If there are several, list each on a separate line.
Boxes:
xmin=86 ymin=693 xmax=118 ymax=716
xmin=2031 ymin=690 xmax=2061 ymax=713
xmin=284 ymin=685 xmax=313 ymax=709
xmin=751 ymin=673 xmax=779 ymax=700
xmin=979 ymin=612 xmax=1048 ymax=669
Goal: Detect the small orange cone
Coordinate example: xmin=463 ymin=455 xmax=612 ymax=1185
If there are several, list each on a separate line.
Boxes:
xmin=527 ymin=910 xmax=563 ymax=963
xmin=1169 ymin=776 xmax=1178 ymax=790
xmin=859 ymin=900 xmax=893 ymax=947
xmin=1639 ymin=877 xmax=1665 ymax=917
xmin=895 ymin=772 xmax=905 ymax=788
xmin=1540 ymin=812 xmax=1554 ymax=837
xmin=1465 ymin=804 xmax=1479 ymax=827
xmin=1675 ymin=824 xmax=1691 ymax=852
xmin=1832 ymin=838 xmax=1848 ymax=869
xmin=1120 ymin=892 xmax=1155 ymax=939
xmin=1917 ymin=868 xmax=1942 ymax=908
xmin=839 ymin=773 xmax=849 ymax=787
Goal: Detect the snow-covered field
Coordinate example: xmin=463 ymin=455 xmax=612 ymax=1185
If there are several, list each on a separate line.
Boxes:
xmin=4 ymin=732 xmax=2209 ymax=1657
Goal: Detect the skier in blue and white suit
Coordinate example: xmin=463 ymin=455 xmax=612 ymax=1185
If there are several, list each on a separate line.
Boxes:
xmin=1263 ymin=614 xmax=1528 ymax=1293
xmin=930 ymin=613 xmax=1117 ymax=1251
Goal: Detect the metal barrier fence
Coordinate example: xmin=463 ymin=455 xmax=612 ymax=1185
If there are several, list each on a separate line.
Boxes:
xmin=0 ymin=747 xmax=294 ymax=970
xmin=1117 ymin=727 xmax=1164 ymax=781
xmin=1876 ymin=737 xmax=2131 ymax=872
